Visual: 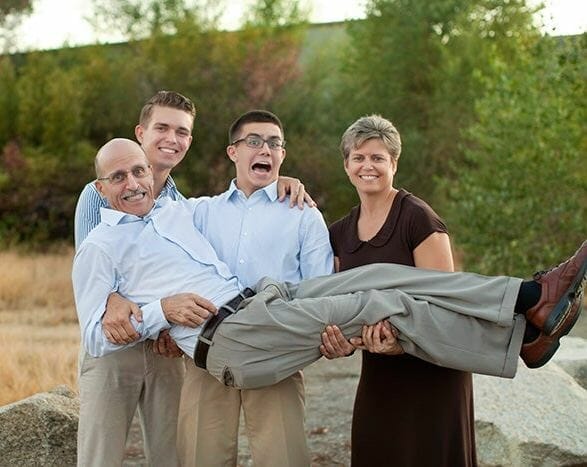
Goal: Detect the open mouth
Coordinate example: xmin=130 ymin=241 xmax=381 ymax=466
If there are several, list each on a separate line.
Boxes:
xmin=159 ymin=147 xmax=178 ymax=154
xmin=122 ymin=190 xmax=147 ymax=202
xmin=252 ymin=162 xmax=272 ymax=173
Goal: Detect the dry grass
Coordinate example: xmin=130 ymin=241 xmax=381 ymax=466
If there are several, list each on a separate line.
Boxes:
xmin=0 ymin=249 xmax=80 ymax=405
xmin=0 ymin=248 xmax=76 ymax=320
xmin=0 ymin=323 xmax=79 ymax=406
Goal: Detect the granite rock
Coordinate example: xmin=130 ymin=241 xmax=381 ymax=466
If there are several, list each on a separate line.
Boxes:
xmin=0 ymin=385 xmax=79 ymax=467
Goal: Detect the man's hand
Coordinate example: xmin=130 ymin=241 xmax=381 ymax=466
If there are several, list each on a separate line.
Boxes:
xmin=350 ymin=321 xmax=404 ymax=355
xmin=102 ymin=292 xmax=142 ymax=344
xmin=277 ymin=176 xmax=317 ymax=209
xmin=153 ymin=329 xmax=184 ymax=358
xmin=320 ymin=325 xmax=355 ymax=359
xmin=161 ymin=293 xmax=217 ymax=327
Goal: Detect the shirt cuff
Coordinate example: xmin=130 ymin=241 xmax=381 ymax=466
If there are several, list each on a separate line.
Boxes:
xmin=139 ymin=299 xmax=171 ymax=338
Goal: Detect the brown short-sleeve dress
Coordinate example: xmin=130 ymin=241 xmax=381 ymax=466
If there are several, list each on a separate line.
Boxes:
xmin=329 ymin=189 xmax=476 ymax=467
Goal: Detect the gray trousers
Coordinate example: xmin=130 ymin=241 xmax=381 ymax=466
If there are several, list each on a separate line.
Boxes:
xmin=205 ymin=263 xmax=527 ymax=389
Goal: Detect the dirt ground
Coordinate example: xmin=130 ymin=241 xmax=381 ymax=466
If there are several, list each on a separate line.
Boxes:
xmin=123 ymin=311 xmax=587 ymax=466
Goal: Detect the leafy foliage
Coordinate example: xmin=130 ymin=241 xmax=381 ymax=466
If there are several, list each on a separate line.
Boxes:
xmin=339 ymin=0 xmax=541 ymax=200
xmin=0 ymin=0 xmax=35 ymax=52
xmin=0 ymin=0 xmax=584 ymax=265
xmin=0 ymin=0 xmax=310 ymax=247
xmin=443 ymin=35 xmax=586 ymax=275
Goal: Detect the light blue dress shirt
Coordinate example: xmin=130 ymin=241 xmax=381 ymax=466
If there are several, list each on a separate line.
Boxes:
xmin=72 ymin=197 xmax=243 ymax=358
xmin=194 ymin=180 xmax=334 ymax=288
xmin=73 ymin=176 xmax=184 ymax=250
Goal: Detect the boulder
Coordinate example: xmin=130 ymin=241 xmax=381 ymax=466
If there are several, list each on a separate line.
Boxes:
xmin=550 ymin=336 xmax=587 ymax=389
xmin=0 ymin=385 xmax=79 ymax=466
xmin=474 ymin=354 xmax=587 ymax=466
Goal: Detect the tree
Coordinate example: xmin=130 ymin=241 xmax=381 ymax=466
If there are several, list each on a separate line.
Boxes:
xmin=0 ymin=49 xmax=103 ymax=247
xmin=443 ymin=34 xmax=586 ymax=276
xmin=243 ymin=0 xmax=309 ymax=28
xmin=339 ymin=0 xmax=541 ymax=200
xmin=82 ymin=0 xmax=310 ymax=200
xmin=0 ymin=0 xmax=35 ymax=52
xmin=88 ymin=0 xmax=224 ymax=40
xmin=0 ymin=58 xmax=18 ymax=148
xmin=270 ymin=22 xmax=359 ymax=223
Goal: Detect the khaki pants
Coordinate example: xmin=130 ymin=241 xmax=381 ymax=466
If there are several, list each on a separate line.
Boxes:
xmin=77 ymin=341 xmax=184 ymax=467
xmin=177 ymin=364 xmax=308 ymax=467
xmin=205 ymin=262 xmax=526 ymax=389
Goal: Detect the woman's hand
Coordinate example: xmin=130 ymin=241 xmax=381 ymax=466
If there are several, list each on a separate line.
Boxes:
xmin=350 ymin=321 xmax=404 ymax=355
xmin=320 ymin=325 xmax=355 ymax=359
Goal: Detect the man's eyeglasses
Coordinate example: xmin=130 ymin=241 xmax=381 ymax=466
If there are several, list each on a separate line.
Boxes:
xmin=97 ymin=164 xmax=151 ymax=185
xmin=231 ymin=134 xmax=286 ymax=150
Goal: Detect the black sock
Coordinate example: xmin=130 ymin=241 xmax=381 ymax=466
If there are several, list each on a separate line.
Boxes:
xmin=516 ymin=281 xmax=542 ymax=343
xmin=514 ymin=280 xmax=541 ymax=315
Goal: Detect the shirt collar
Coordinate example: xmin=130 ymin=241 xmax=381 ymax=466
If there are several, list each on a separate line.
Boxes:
xmin=99 ymin=200 xmax=161 ymax=226
xmin=161 ymin=176 xmax=179 ymax=197
xmin=226 ymin=179 xmax=278 ymax=202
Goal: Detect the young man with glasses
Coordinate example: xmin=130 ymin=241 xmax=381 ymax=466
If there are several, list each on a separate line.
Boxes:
xmin=176 ymin=110 xmax=334 ymax=466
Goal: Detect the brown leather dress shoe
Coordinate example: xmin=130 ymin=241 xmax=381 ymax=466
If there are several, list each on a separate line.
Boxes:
xmin=526 ymin=241 xmax=587 ymax=335
xmin=521 ymin=241 xmax=586 ymax=369
xmin=521 ymin=291 xmax=583 ymax=368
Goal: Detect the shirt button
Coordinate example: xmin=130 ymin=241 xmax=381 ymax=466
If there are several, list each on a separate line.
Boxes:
xmin=243 ymin=232 xmax=248 ymax=236
xmin=239 ymin=259 xmax=245 ymax=264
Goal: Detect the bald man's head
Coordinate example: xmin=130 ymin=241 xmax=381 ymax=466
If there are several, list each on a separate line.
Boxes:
xmin=94 ymin=138 xmax=155 ymax=217
xmin=95 ymin=138 xmax=148 ymax=177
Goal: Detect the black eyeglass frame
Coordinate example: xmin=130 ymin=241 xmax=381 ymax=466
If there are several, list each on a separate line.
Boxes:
xmin=231 ymin=134 xmax=286 ymax=150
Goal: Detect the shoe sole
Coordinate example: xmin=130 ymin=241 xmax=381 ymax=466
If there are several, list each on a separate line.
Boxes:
xmin=543 ymin=258 xmax=587 ymax=336
xmin=526 ymin=287 xmax=584 ymax=369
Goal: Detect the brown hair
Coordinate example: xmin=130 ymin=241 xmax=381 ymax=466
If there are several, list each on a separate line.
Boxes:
xmin=138 ymin=90 xmax=196 ymax=127
xmin=228 ymin=110 xmax=284 ymax=143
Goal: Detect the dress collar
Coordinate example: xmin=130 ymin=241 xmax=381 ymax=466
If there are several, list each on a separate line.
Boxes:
xmin=341 ymin=189 xmax=411 ymax=253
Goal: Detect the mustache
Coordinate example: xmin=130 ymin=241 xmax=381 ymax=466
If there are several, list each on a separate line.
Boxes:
xmin=121 ymin=188 xmax=147 ymax=199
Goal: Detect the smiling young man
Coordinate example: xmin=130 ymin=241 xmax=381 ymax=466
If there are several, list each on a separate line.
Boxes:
xmin=176 ymin=110 xmax=334 ymax=466
xmin=73 ymin=91 xmax=196 ymax=467
xmin=75 ymin=91 xmax=194 ymax=249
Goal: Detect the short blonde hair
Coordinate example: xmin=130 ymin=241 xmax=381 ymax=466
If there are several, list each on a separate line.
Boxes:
xmin=340 ymin=115 xmax=401 ymax=162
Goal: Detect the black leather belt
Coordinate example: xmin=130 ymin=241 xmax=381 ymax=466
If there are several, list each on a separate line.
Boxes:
xmin=194 ymin=288 xmax=255 ymax=369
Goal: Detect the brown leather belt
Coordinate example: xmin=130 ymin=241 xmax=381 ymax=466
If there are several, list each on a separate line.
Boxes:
xmin=194 ymin=288 xmax=255 ymax=369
